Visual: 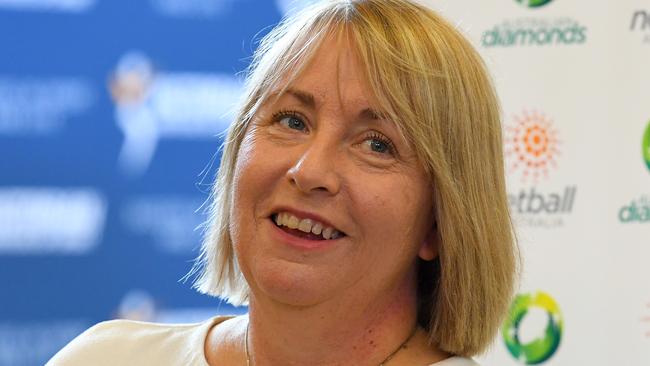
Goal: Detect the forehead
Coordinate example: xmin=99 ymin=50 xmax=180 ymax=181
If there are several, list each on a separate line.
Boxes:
xmin=269 ymin=35 xmax=381 ymax=113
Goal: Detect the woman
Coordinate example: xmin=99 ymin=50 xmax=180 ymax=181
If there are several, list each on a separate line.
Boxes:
xmin=49 ymin=1 xmax=517 ymax=365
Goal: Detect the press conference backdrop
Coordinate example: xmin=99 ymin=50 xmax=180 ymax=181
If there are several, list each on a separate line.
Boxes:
xmin=0 ymin=0 xmax=648 ymax=365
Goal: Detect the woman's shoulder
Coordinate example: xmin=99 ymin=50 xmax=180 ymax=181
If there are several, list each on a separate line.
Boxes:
xmin=432 ymin=356 xmax=481 ymax=366
xmin=46 ymin=316 xmax=232 ymax=366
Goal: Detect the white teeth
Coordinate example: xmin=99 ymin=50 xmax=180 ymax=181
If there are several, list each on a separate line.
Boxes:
xmin=298 ymin=219 xmax=313 ymax=233
xmin=273 ymin=212 xmax=343 ymax=240
xmin=287 ymin=215 xmax=299 ymax=229
xmin=311 ymin=222 xmax=323 ymax=235
xmin=322 ymin=227 xmax=333 ymax=240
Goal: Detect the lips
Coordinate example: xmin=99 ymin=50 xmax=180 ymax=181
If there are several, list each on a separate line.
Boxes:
xmin=269 ymin=210 xmax=346 ymax=241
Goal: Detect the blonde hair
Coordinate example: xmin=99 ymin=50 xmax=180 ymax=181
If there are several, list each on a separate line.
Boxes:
xmin=191 ymin=0 xmax=517 ymax=357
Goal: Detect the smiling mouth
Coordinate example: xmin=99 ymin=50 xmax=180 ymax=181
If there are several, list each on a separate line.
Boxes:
xmin=270 ymin=212 xmax=346 ymax=241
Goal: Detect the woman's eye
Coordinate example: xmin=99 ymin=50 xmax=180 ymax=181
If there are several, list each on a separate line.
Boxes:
xmin=366 ymin=139 xmax=389 ymax=153
xmin=362 ymin=134 xmax=396 ymax=156
xmin=275 ymin=113 xmax=307 ymax=131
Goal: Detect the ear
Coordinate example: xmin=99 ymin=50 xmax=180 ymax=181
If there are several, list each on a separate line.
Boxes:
xmin=418 ymin=223 xmax=439 ymax=261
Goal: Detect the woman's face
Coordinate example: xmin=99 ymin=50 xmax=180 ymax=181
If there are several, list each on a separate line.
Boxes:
xmin=230 ymin=36 xmax=436 ymax=308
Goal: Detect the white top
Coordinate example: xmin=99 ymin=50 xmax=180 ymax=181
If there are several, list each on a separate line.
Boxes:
xmin=47 ymin=316 xmax=480 ymax=366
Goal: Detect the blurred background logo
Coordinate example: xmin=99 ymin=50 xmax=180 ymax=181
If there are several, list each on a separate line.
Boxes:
xmin=0 ymin=77 xmax=95 ymax=136
xmin=502 ymin=291 xmax=563 ymax=365
xmin=641 ymin=122 xmax=650 ymax=170
xmin=482 ymin=18 xmax=587 ymax=47
xmin=0 ymin=188 xmax=106 ymax=254
xmin=109 ymin=51 xmax=242 ymax=177
xmin=515 ymin=0 xmax=554 ymax=8
xmin=483 ymin=1 xmax=587 ymax=48
xmin=618 ymin=196 xmax=650 ymax=224
xmin=119 ymin=196 xmax=204 ymax=254
xmin=149 ymin=0 xmax=235 ymax=18
xmin=505 ymin=110 xmax=576 ymax=228
xmin=505 ymin=110 xmax=561 ymax=183
xmin=630 ymin=10 xmax=650 ymax=31
xmin=630 ymin=10 xmax=650 ymax=44
xmin=0 ymin=0 xmax=95 ymax=13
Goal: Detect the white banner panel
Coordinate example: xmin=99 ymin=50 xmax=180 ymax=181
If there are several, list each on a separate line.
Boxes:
xmin=421 ymin=0 xmax=650 ymax=365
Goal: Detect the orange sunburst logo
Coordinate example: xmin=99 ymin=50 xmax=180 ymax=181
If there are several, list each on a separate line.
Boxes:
xmin=505 ymin=110 xmax=561 ymax=183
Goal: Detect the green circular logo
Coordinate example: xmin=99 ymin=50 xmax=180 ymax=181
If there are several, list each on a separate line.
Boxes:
xmin=643 ymin=121 xmax=650 ymax=171
xmin=516 ymin=0 xmax=554 ymax=8
xmin=502 ymin=292 xmax=563 ymax=365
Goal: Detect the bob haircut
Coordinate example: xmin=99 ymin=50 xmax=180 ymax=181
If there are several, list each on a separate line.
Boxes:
xmin=191 ymin=0 xmax=517 ymax=357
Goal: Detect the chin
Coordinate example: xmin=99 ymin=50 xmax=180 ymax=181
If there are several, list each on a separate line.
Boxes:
xmin=249 ymin=258 xmax=342 ymax=307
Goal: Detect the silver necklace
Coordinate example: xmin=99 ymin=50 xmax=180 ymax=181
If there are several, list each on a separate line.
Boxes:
xmin=244 ymin=322 xmax=417 ymax=366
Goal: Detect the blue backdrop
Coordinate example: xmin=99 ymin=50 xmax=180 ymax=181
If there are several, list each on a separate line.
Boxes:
xmin=0 ymin=1 xmax=307 ymax=364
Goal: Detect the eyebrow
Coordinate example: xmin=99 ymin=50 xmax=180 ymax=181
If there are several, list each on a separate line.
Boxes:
xmin=284 ymin=87 xmax=385 ymax=121
xmin=285 ymin=88 xmax=315 ymax=109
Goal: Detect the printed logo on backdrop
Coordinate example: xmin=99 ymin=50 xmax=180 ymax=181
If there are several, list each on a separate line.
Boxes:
xmin=0 ymin=77 xmax=95 ymax=135
xmin=505 ymin=110 xmax=576 ymax=228
xmin=630 ymin=10 xmax=650 ymax=45
xmin=149 ymin=0 xmax=235 ymax=18
xmin=617 ymin=121 xmax=650 ymax=224
xmin=0 ymin=188 xmax=106 ymax=254
xmin=619 ymin=196 xmax=650 ymax=224
xmin=506 ymin=110 xmax=560 ymax=183
xmin=0 ymin=320 xmax=90 ymax=366
xmin=502 ymin=291 xmax=563 ymax=365
xmin=120 ymin=196 xmax=204 ymax=254
xmin=483 ymin=1 xmax=587 ymax=48
xmin=641 ymin=122 xmax=650 ymax=171
xmin=109 ymin=51 xmax=243 ymax=177
xmin=0 ymin=0 xmax=95 ymax=13
xmin=515 ymin=0 xmax=554 ymax=8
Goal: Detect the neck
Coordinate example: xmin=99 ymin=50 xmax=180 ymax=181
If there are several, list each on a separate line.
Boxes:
xmin=246 ymin=269 xmax=420 ymax=366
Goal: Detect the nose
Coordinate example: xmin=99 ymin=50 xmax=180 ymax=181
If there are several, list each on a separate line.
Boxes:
xmin=286 ymin=138 xmax=341 ymax=196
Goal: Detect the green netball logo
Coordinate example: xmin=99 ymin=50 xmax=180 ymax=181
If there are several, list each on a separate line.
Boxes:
xmin=643 ymin=121 xmax=650 ymax=171
xmin=503 ymin=292 xmax=563 ymax=364
xmin=516 ymin=0 xmax=554 ymax=7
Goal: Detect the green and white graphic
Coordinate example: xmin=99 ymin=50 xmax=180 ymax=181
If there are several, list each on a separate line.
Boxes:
xmin=516 ymin=0 xmax=554 ymax=8
xmin=619 ymin=196 xmax=650 ymax=223
xmin=643 ymin=121 xmax=650 ymax=171
xmin=482 ymin=18 xmax=587 ymax=48
xmin=503 ymin=291 xmax=563 ymax=365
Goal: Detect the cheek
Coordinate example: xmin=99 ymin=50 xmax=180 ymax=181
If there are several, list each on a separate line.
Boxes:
xmin=230 ymin=132 xmax=290 ymax=240
xmin=233 ymin=134 xmax=275 ymax=200
xmin=354 ymin=176 xmax=431 ymax=249
xmin=231 ymin=136 xmax=269 ymax=235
